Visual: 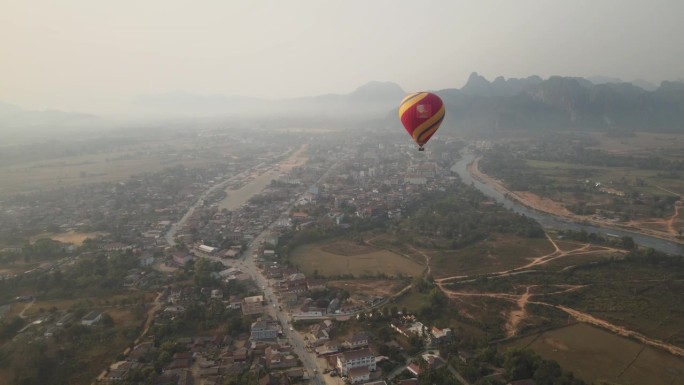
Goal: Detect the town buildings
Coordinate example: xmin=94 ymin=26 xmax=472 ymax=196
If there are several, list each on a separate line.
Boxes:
xmin=250 ymin=318 xmax=280 ymax=341
xmin=242 ymin=295 xmax=264 ymax=316
xmin=335 ymin=347 xmax=376 ymax=376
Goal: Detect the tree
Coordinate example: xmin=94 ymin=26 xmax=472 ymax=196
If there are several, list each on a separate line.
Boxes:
xmin=503 ymin=348 xmax=540 ymax=381
xmin=621 ymin=236 xmax=635 ymax=249
xmin=100 ymin=313 xmax=114 ymax=328
xmin=533 ymin=359 xmax=562 ymax=385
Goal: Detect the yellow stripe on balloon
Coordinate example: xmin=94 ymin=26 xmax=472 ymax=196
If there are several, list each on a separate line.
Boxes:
xmin=400 ymin=91 xmax=424 ymax=105
xmin=398 ymin=92 xmax=429 ymax=117
xmin=411 ymin=104 xmax=445 ymax=142
xmin=416 ymin=122 xmax=441 ymax=145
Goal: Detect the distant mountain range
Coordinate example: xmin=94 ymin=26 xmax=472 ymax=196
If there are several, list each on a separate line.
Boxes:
xmin=434 ymin=73 xmax=684 ymax=133
xmin=129 ymin=81 xmax=406 ymax=119
xmin=2 ymin=74 xmax=683 ymax=133
xmin=0 ymin=100 xmax=99 ymax=132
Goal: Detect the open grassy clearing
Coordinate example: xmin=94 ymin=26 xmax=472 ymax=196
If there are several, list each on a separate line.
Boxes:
xmin=429 ymin=234 xmax=555 ymax=278
xmin=21 ymin=292 xmax=152 ymax=319
xmin=321 ymin=240 xmax=380 ymax=256
xmin=326 ymin=279 xmax=407 ymax=299
xmin=586 ymin=281 xmax=684 ymax=342
xmin=445 ymin=253 xmax=684 ymax=349
xmin=77 ymin=339 xmax=133 ymax=385
xmin=451 ymin=295 xmax=511 ymax=331
xmin=0 ymin=262 xmax=42 ymax=275
xmin=589 ymin=132 xmax=684 ymax=154
xmin=365 ymin=234 xmax=430 ymax=266
xmin=291 ymin=241 xmax=424 ymax=277
xmin=392 ymin=290 xmax=426 ymax=311
xmin=0 ymin=154 xmax=220 ymax=198
xmin=554 ymin=240 xmax=588 ymax=252
xmin=526 ymin=159 xmax=684 ymax=200
xmin=0 ymin=132 xmax=249 ymax=198
xmin=505 ymin=323 xmax=684 ymax=385
xmin=536 ymin=252 xmax=618 ymax=270
xmin=589 ymin=309 xmax=684 ymax=345
xmin=515 ymin=263 xmax=684 ymax=345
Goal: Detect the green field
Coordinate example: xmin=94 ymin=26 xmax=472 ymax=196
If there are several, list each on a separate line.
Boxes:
xmin=0 ymin=131 xmax=253 ymax=198
xmin=429 ymin=234 xmax=555 ymax=278
xmin=526 ymin=159 xmax=684 ymax=198
xmin=393 ymin=290 xmax=426 ymax=311
xmin=0 ymin=153 xmax=222 ymax=198
xmin=505 ymin=323 xmax=684 ymax=385
xmin=291 ymin=241 xmax=425 ymax=277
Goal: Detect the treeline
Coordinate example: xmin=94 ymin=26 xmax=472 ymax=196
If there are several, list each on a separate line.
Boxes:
xmin=400 ymin=185 xmax=544 ymax=249
xmin=0 ymin=250 xmax=142 ymax=302
xmin=480 ymin=143 xmax=681 ymax=219
xmin=479 ymin=150 xmax=555 ymax=194
xmin=500 ymin=348 xmax=587 ymax=385
xmin=557 ymin=230 xmax=636 ymax=249
xmin=0 ymin=238 xmax=69 ymax=265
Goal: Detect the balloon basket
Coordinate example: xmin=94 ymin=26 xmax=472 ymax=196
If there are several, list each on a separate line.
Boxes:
xmin=418 ymin=147 xmax=425 ymax=151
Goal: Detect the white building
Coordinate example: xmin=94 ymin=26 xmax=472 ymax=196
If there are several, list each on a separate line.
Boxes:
xmin=336 ymin=348 xmax=375 ymax=376
xmin=348 ymin=367 xmax=370 ymax=384
xmin=197 ymin=244 xmax=217 ymax=254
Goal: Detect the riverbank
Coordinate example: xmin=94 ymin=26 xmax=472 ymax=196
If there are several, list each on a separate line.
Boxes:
xmin=467 ymin=155 xmax=684 ymax=246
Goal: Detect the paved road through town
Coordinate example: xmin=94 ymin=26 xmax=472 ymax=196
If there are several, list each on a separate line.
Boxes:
xmin=163 ymin=166 xmax=256 ymax=246
xmin=193 ymin=154 xmax=341 ymax=385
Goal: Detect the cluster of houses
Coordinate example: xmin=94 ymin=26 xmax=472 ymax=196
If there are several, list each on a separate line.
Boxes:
xmin=314 ymin=328 xmax=377 ymax=384
xmin=1 ymin=135 xmax=473 ymax=385
xmin=390 ymin=314 xmax=453 ymax=346
xmin=102 ymin=333 xmax=295 ymax=385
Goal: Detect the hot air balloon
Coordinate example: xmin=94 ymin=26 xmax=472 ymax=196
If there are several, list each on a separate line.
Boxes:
xmin=399 ymin=92 xmax=445 ymax=151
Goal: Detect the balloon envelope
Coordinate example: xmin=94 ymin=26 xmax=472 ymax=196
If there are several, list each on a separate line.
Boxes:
xmin=399 ymin=92 xmax=445 ymax=149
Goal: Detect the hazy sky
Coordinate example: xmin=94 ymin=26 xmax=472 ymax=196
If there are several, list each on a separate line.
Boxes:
xmin=2 ymin=0 xmax=683 ymax=113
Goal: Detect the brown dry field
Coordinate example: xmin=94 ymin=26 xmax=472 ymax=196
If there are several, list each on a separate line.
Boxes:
xmin=107 ymin=307 xmax=144 ymax=328
xmin=30 ymin=231 xmax=108 ymax=245
xmin=291 ymin=241 xmax=424 ymax=277
xmin=506 ymin=323 xmax=684 ymax=385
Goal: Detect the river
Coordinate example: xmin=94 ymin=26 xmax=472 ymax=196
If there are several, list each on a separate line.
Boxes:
xmin=452 ymin=152 xmax=684 ymax=255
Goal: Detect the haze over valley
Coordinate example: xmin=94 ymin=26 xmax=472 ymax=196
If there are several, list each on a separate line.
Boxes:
xmin=1 ymin=2 xmax=684 ymax=385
